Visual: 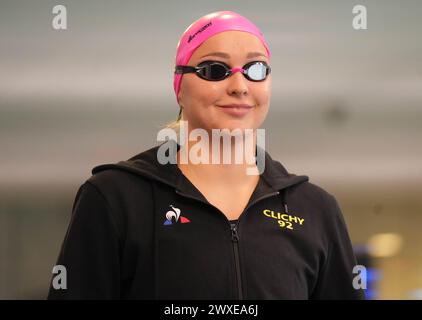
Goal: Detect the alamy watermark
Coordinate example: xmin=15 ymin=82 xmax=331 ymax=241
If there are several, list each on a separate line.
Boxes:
xmin=352 ymin=265 xmax=367 ymax=290
xmin=51 ymin=265 xmax=67 ymax=290
xmin=52 ymin=5 xmax=67 ymax=30
xmin=352 ymin=5 xmax=367 ymax=30
xmin=157 ymin=121 xmax=266 ymax=175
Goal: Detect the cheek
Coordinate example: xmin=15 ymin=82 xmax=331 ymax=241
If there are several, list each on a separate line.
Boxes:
xmin=253 ymin=82 xmax=271 ymax=107
xmin=182 ymin=77 xmax=221 ymax=104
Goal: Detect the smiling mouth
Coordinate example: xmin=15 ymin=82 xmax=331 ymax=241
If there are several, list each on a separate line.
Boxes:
xmin=216 ymin=104 xmax=254 ymax=117
xmin=218 ymin=104 xmax=254 ymax=109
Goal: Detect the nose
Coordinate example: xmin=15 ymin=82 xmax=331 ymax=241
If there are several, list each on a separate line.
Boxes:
xmin=227 ymin=68 xmax=248 ymax=96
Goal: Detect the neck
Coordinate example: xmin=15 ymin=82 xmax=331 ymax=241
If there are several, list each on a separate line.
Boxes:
xmin=176 ymin=129 xmax=259 ymax=183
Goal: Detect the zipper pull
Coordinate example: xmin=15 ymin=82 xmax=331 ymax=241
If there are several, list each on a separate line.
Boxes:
xmin=231 ymin=224 xmax=239 ymax=242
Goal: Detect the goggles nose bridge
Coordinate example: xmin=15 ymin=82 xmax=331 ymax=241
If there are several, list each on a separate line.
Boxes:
xmin=230 ymin=67 xmax=246 ymax=75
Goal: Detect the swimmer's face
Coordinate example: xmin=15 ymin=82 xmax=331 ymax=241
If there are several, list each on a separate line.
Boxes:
xmin=178 ymin=31 xmax=272 ymax=133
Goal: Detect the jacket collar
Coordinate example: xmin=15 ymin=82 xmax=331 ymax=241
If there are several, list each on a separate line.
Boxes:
xmin=92 ymin=140 xmax=309 ymax=202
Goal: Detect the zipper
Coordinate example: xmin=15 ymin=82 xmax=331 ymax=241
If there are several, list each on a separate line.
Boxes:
xmin=231 ymin=222 xmax=243 ymax=299
xmin=229 ymin=191 xmax=280 ymax=299
xmin=176 ymin=188 xmax=281 ymax=299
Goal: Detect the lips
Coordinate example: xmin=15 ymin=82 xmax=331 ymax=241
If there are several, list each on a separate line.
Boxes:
xmin=217 ymin=104 xmax=254 ymax=117
xmin=218 ymin=104 xmax=254 ymax=109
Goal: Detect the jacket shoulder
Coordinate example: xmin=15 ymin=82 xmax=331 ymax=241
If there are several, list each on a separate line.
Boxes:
xmin=293 ymin=181 xmax=343 ymax=222
xmin=82 ymin=168 xmax=154 ymax=231
xmin=87 ymin=167 xmax=152 ymax=194
xmin=296 ymin=181 xmax=336 ymax=202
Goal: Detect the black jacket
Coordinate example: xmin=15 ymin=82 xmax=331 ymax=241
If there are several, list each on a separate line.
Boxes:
xmin=48 ymin=140 xmax=364 ymax=299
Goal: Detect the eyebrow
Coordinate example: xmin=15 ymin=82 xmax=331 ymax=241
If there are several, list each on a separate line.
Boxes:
xmin=199 ymin=51 xmax=268 ymax=59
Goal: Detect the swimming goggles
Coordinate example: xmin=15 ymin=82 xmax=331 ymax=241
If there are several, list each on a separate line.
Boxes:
xmin=175 ymin=60 xmax=271 ymax=82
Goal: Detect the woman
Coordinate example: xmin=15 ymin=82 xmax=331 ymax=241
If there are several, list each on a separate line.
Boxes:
xmin=48 ymin=11 xmax=364 ymax=300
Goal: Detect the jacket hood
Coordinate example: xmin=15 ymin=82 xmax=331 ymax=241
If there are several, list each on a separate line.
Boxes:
xmin=92 ymin=140 xmax=309 ymax=209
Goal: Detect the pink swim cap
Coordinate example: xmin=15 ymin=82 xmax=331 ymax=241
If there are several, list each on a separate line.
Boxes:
xmin=173 ymin=11 xmax=271 ymax=105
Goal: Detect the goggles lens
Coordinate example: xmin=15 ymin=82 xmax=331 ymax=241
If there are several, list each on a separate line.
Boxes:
xmin=197 ymin=61 xmax=228 ymax=80
xmin=246 ymin=62 xmax=268 ymax=81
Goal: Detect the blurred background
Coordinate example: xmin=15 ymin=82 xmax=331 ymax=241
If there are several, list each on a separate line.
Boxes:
xmin=0 ymin=0 xmax=421 ymax=299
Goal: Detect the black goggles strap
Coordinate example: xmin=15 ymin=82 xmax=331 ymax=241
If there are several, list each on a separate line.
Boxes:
xmin=175 ymin=65 xmax=197 ymax=74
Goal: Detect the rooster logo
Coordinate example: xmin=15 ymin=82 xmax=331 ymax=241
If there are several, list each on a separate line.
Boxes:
xmin=163 ymin=205 xmax=190 ymax=225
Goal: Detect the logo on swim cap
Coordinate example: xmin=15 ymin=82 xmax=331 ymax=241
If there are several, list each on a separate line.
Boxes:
xmin=188 ymin=21 xmax=212 ymax=43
